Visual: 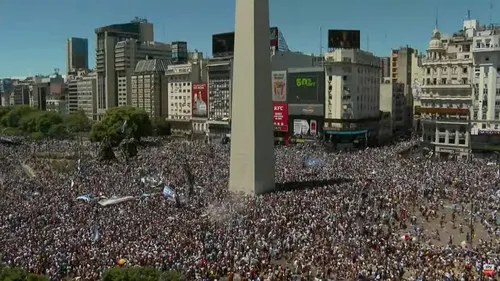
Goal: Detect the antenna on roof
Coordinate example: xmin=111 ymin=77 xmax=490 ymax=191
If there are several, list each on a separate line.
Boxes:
xmin=489 ymin=1 xmax=493 ymax=25
xmin=467 ymin=10 xmax=471 ymax=20
xmin=435 ymin=7 xmax=439 ymax=29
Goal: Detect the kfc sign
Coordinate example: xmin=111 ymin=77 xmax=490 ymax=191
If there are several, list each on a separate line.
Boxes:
xmin=273 ymin=102 xmax=288 ymax=132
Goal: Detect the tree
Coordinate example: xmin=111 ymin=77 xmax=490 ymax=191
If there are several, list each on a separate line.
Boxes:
xmin=65 ymin=110 xmax=91 ymax=133
xmin=152 ymin=117 xmax=171 ymax=136
xmin=0 ymin=266 xmax=49 ymax=281
xmin=0 ymin=105 xmax=36 ymax=128
xmin=90 ymin=106 xmax=152 ymax=146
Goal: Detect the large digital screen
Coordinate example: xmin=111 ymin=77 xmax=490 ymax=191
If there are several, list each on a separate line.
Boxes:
xmin=328 ymin=29 xmax=360 ymax=49
xmin=212 ymin=32 xmax=235 ymax=57
xmin=287 ymin=72 xmax=325 ymax=104
xmin=212 ymin=27 xmax=280 ymax=57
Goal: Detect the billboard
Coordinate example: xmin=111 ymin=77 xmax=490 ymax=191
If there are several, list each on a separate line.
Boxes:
xmin=288 ymin=104 xmax=324 ymax=116
xmin=328 ymin=29 xmax=361 ymax=49
xmin=273 ymin=102 xmax=288 ymax=132
xmin=192 ymin=82 xmax=208 ymax=117
xmin=287 ymin=71 xmax=325 ymax=104
xmin=212 ymin=27 xmax=280 ymax=56
xmin=270 ymin=27 xmax=278 ymax=48
xmin=212 ymin=32 xmax=235 ymax=57
xmin=291 ymin=118 xmax=322 ymax=136
xmin=272 ymin=71 xmax=287 ymax=102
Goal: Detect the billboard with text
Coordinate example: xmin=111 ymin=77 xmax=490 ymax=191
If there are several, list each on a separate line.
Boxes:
xmin=287 ymin=71 xmax=325 ymax=104
xmin=273 ymin=102 xmax=288 ymax=132
xmin=328 ymin=29 xmax=361 ymax=49
xmin=192 ymin=82 xmax=208 ymax=117
xmin=272 ymin=71 xmax=287 ymax=102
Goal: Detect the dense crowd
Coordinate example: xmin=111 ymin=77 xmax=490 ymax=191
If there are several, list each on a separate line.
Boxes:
xmin=0 ymin=137 xmax=499 ymax=281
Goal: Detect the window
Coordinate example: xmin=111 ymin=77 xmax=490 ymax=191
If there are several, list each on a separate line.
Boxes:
xmin=485 ymin=57 xmax=489 ymax=62
xmin=343 ymin=75 xmax=347 ymax=81
xmin=463 ymin=67 xmax=468 ymax=74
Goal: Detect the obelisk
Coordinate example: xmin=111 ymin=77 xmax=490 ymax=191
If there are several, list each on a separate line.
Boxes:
xmin=229 ymin=0 xmax=275 ymax=195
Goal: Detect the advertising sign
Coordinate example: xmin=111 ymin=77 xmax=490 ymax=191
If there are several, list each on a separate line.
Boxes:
xmin=272 ymin=71 xmax=287 ymax=102
xmin=310 ymin=120 xmax=317 ymax=134
xmin=287 ymin=71 xmax=325 ymax=104
xmin=273 ymin=102 xmax=288 ymax=132
xmin=212 ymin=27 xmax=282 ymax=57
xmin=212 ymin=32 xmax=235 ymax=57
xmin=288 ymin=104 xmax=324 ymax=116
xmin=270 ymin=27 xmax=278 ymax=48
xmin=192 ymin=82 xmax=208 ymax=117
xmin=328 ymin=29 xmax=361 ymax=49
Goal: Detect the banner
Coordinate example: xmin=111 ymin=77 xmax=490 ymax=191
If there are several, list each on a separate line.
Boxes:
xmin=192 ymin=82 xmax=208 ymax=117
xmin=273 ymin=102 xmax=288 ymax=132
xmin=310 ymin=120 xmax=317 ymax=134
xmin=272 ymin=71 xmax=287 ymax=102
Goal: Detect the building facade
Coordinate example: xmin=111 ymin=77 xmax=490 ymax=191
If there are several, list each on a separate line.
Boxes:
xmin=418 ymin=24 xmax=473 ymax=159
xmin=95 ymin=18 xmax=154 ymax=117
xmin=380 ymin=82 xmax=405 ymax=134
xmin=130 ymin=59 xmax=169 ymax=119
xmin=323 ymin=49 xmax=381 ymax=146
xmin=206 ymin=50 xmax=319 ymax=139
xmin=66 ymin=37 xmax=89 ymax=73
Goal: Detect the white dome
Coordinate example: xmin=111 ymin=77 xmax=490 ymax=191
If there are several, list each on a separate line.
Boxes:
xmin=428 ymin=28 xmax=444 ymax=50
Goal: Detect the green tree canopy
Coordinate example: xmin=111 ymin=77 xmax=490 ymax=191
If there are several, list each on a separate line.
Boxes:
xmin=152 ymin=117 xmax=171 ymax=136
xmin=65 ymin=110 xmax=91 ymax=133
xmin=90 ymin=106 xmax=152 ymax=146
xmin=0 ymin=266 xmax=49 ymax=281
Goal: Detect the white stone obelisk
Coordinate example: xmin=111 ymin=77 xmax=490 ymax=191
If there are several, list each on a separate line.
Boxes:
xmin=229 ymin=0 xmax=275 ymax=195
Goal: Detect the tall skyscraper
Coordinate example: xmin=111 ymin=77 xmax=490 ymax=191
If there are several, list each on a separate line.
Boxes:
xmin=66 ymin=37 xmax=89 ymax=73
xmin=94 ymin=18 xmax=154 ymax=117
xmin=229 ymin=0 xmax=275 ymax=195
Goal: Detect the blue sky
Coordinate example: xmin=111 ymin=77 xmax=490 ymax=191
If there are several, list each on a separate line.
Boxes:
xmin=0 ymin=0 xmax=498 ymax=77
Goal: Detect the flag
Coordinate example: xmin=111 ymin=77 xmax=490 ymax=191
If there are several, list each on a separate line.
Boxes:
xmin=162 ymin=185 xmax=176 ymax=200
xmin=76 ymin=195 xmax=92 ymax=202
xmin=77 ymin=159 xmax=81 ymax=172
xmin=90 ymin=223 xmax=100 ymax=243
xmin=121 ymin=120 xmax=128 ymax=134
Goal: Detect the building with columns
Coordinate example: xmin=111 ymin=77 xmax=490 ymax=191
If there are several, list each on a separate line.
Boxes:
xmin=417 ymin=24 xmax=474 ymax=159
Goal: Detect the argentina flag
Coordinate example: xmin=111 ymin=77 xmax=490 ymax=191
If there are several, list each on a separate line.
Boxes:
xmin=162 ymin=185 xmax=176 ymax=200
xmin=90 ymin=223 xmax=100 ymax=243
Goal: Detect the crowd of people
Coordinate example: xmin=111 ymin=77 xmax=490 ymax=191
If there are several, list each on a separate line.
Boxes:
xmin=0 ymin=137 xmax=499 ymax=281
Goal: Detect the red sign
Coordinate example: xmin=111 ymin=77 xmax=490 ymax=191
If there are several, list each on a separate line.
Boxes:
xmin=270 ymin=27 xmax=278 ymax=48
xmin=192 ymin=82 xmax=208 ymax=118
xmin=273 ymin=102 xmax=288 ymax=132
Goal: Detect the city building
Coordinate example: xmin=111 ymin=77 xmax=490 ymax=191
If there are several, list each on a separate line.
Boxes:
xmin=66 ymin=37 xmax=89 ymax=73
xmin=67 ymin=70 xmax=97 ymax=119
xmin=323 ymin=49 xmax=381 ymax=147
xmin=206 ymin=50 xmax=320 ymax=139
xmin=390 ymin=46 xmax=421 ymax=129
xmin=379 ymin=57 xmax=390 ymax=81
xmin=380 ymin=82 xmax=405 ymax=135
xmin=114 ymin=39 xmax=171 ymax=107
xmin=10 ymin=84 xmax=30 ymax=106
xmin=130 ymin=59 xmax=169 ymax=119
xmin=95 ymin=18 xmax=154 ymax=117
xmin=77 ymin=73 xmax=98 ymax=120
xmin=166 ymin=61 xmax=204 ymax=135
xmin=470 ymin=23 xmax=500 ymax=153
xmin=30 ymin=82 xmax=49 ymax=110
xmin=0 ymin=78 xmax=13 ymax=94
xmin=171 ymin=41 xmax=188 ymax=65
xmin=417 ymin=23 xmax=474 ymax=159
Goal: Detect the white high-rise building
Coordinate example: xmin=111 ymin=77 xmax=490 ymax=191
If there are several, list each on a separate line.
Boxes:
xmin=471 ymin=23 xmax=500 ymax=132
xmin=419 ymin=23 xmax=474 ymax=159
xmin=323 ymin=49 xmax=381 ymax=137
